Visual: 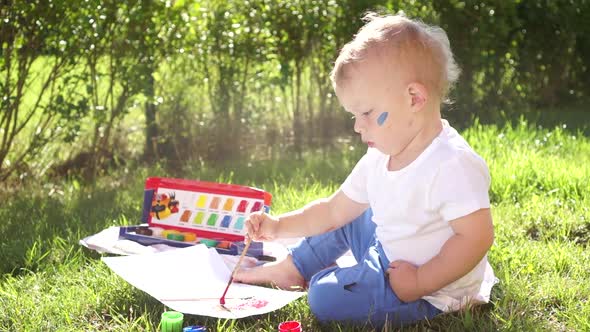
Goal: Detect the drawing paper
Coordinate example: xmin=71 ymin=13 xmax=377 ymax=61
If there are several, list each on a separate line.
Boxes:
xmin=102 ymin=244 xmax=305 ymax=318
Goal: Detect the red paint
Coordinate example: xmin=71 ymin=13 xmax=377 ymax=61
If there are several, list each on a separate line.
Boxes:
xmin=233 ymin=298 xmax=269 ymax=310
xmin=219 ymin=276 xmax=233 ymax=305
xmin=237 ymin=200 xmax=249 ymax=213
xmin=250 ymin=201 xmax=262 ymax=213
xmin=250 ymin=299 xmax=269 ymax=309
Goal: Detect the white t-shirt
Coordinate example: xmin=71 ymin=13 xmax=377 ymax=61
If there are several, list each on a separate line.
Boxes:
xmin=341 ymin=120 xmax=497 ymax=312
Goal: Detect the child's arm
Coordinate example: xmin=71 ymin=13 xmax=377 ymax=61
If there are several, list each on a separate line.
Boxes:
xmin=246 ymin=190 xmax=368 ymax=241
xmin=387 ymin=208 xmax=494 ymax=302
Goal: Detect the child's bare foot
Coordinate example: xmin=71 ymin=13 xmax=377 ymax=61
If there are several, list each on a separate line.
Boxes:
xmin=234 ymin=255 xmax=306 ymax=290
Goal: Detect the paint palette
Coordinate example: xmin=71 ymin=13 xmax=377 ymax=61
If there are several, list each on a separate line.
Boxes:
xmin=118 ymin=225 xmax=266 ymax=258
xmin=142 ymin=177 xmax=271 ymax=242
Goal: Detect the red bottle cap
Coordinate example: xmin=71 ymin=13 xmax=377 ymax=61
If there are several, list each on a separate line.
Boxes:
xmin=278 ymin=321 xmax=301 ymax=332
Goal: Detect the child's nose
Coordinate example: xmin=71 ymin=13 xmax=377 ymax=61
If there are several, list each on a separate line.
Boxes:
xmin=353 ymin=118 xmax=364 ymax=134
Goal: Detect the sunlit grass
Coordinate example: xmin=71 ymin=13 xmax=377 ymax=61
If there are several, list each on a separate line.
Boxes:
xmin=1 ymin=120 xmax=589 ymax=331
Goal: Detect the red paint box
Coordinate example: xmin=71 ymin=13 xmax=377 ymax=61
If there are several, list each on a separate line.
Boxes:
xmin=143 ymin=177 xmax=272 ymax=242
xmin=278 ymin=321 xmax=301 ymax=332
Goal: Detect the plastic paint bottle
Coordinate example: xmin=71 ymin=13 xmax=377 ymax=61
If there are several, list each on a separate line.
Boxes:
xmin=278 ymin=320 xmax=302 ymax=332
xmin=161 ymin=311 xmax=184 ymax=332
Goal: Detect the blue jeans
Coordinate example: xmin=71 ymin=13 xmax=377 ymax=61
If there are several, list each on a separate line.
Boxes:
xmin=288 ymin=209 xmax=441 ymax=328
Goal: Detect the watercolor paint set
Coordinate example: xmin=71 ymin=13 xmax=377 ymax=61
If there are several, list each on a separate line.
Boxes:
xmin=119 ymin=177 xmax=272 ymax=259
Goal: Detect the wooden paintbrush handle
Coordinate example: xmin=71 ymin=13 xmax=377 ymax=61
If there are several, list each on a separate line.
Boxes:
xmin=220 ymin=235 xmax=253 ymax=305
xmin=231 ymin=235 xmax=252 ymax=278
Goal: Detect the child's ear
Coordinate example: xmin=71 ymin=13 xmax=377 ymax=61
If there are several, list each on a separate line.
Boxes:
xmin=407 ymin=83 xmax=428 ymax=111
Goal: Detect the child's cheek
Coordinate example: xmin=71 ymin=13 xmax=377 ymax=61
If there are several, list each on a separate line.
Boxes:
xmin=377 ymin=112 xmax=389 ymax=126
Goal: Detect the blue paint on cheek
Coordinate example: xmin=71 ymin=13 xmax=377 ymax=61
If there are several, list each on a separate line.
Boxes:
xmin=377 ymin=112 xmax=389 ymax=126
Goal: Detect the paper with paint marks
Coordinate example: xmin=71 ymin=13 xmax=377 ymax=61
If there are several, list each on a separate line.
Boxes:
xmin=102 ymin=244 xmax=305 ymax=319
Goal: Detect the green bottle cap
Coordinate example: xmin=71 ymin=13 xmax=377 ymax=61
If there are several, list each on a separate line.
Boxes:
xmin=161 ymin=311 xmax=184 ymax=332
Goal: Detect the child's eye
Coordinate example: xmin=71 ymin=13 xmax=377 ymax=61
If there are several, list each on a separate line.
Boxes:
xmin=351 ymin=110 xmax=372 ymax=119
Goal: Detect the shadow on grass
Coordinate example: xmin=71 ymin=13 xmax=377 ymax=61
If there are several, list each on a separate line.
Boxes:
xmin=0 ymin=185 xmax=140 ymax=275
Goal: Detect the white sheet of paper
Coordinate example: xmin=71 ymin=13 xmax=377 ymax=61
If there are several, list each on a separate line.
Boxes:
xmin=102 ymin=244 xmax=305 ymax=319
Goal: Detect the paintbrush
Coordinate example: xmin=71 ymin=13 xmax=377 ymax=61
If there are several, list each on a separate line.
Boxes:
xmin=161 ymin=296 xmax=252 ymax=302
xmin=219 ymin=235 xmax=252 ymax=306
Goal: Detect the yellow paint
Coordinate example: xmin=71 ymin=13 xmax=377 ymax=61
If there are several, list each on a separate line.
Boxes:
xmin=182 ymin=232 xmax=197 ymax=242
xmin=193 ymin=211 xmax=205 ymax=224
xmin=196 ymin=195 xmax=208 ymax=208
xmin=223 ymin=198 xmax=234 ymax=211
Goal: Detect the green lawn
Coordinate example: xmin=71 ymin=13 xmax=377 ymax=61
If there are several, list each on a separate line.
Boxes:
xmin=1 ymin=119 xmax=589 ymax=331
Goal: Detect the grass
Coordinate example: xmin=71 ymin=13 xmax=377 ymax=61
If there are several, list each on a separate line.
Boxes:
xmin=1 ymin=118 xmax=589 ymax=331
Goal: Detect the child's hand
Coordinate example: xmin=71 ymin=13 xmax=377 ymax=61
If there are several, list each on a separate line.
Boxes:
xmin=245 ymin=212 xmax=280 ymax=241
xmin=387 ymin=260 xmax=424 ymax=303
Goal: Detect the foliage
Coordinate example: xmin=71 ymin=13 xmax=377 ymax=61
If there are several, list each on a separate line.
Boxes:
xmin=1 ymin=0 xmax=589 ymax=180
xmin=0 ymin=0 xmax=90 ymax=180
xmin=434 ymin=0 xmax=590 ymax=123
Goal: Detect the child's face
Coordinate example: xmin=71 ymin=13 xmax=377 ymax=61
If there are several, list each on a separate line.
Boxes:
xmin=335 ymin=57 xmax=422 ymax=156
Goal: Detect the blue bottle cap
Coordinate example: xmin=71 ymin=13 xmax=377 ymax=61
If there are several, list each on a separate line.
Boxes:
xmin=183 ymin=326 xmax=207 ymax=332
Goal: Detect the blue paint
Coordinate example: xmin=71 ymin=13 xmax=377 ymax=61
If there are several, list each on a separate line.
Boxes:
xmin=234 ymin=216 xmax=245 ymax=230
xmin=377 ymin=112 xmax=389 ymax=126
xmin=220 ymin=215 xmax=232 ymax=228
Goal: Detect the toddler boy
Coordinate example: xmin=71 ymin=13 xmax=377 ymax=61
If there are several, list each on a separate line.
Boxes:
xmin=236 ymin=13 xmax=496 ymax=328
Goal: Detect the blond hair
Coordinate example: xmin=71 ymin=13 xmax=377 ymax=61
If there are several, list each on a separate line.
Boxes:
xmin=330 ymin=13 xmax=460 ymax=102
